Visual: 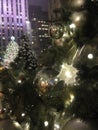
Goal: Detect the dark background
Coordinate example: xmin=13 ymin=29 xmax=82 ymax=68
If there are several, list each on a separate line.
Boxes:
xmin=28 ymin=0 xmax=48 ymax=11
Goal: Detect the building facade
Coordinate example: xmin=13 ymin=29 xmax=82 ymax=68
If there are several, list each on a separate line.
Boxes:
xmin=29 ymin=5 xmax=50 ymax=54
xmin=0 ymin=0 xmax=29 ymax=50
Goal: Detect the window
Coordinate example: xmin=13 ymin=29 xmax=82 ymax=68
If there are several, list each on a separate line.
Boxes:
xmin=2 ymin=17 xmax=4 ymax=22
xmin=12 ymin=17 xmax=14 ymax=22
xmin=8 ymin=29 xmax=10 ymax=36
xmin=12 ymin=30 xmax=14 ymax=35
xmin=7 ymin=17 xmax=9 ymax=22
xmin=1 ymin=0 xmax=4 ymax=14
xmin=17 ymin=18 xmax=19 ymax=23
xmin=20 ymin=18 xmax=22 ymax=23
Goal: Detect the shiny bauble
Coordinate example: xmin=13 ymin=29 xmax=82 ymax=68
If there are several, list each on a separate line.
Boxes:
xmin=70 ymin=11 xmax=88 ymax=27
xmin=49 ymin=24 xmax=64 ymax=39
xmin=0 ymin=119 xmax=23 ymax=130
xmin=34 ymin=68 xmax=58 ymax=93
xmin=60 ymin=0 xmax=98 ymax=13
xmin=60 ymin=0 xmax=86 ymax=11
xmin=62 ymin=118 xmax=93 ymax=130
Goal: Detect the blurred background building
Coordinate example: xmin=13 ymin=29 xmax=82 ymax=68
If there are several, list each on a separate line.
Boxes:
xmin=29 ymin=5 xmax=51 ymax=55
xmin=0 ymin=0 xmax=29 ymax=51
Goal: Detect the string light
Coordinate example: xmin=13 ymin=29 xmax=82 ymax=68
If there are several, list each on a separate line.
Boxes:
xmin=70 ymin=94 xmax=75 ymax=102
xmin=87 ymin=53 xmax=94 ymax=59
xmin=69 ymin=23 xmax=76 ymax=29
xmin=58 ymin=63 xmax=78 ymax=85
xmin=44 ymin=121 xmax=49 ymax=127
xmin=18 ymin=80 xmax=22 ymax=84
xmin=54 ymin=123 xmax=60 ymax=129
xmin=21 ymin=113 xmax=25 ymax=117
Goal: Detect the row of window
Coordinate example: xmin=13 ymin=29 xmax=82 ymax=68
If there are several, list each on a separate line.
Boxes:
xmin=38 ymin=28 xmax=48 ymax=31
xmin=0 ymin=0 xmax=27 ymax=17
xmin=1 ymin=17 xmax=23 ymax=23
xmin=0 ymin=30 xmax=23 ymax=37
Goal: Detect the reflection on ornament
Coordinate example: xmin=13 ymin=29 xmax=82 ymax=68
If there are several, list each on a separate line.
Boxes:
xmin=87 ymin=53 xmax=94 ymax=59
xmin=58 ymin=63 xmax=78 ymax=85
xmin=54 ymin=39 xmax=63 ymax=46
xmin=34 ymin=68 xmax=58 ymax=93
xmin=62 ymin=118 xmax=91 ymax=130
xmin=49 ymin=24 xmax=64 ymax=39
xmin=72 ymin=0 xmax=85 ymax=8
xmin=39 ymin=80 xmax=49 ymax=93
xmin=71 ymin=11 xmax=86 ymax=27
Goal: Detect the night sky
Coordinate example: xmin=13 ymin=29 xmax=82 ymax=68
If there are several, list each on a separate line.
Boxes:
xmin=28 ymin=0 xmax=48 ymax=11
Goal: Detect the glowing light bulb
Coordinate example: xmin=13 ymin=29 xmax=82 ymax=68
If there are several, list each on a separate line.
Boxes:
xmin=65 ymin=70 xmax=72 ymax=78
xmin=21 ymin=113 xmax=25 ymax=117
xmin=44 ymin=121 xmax=49 ymax=127
xmin=75 ymin=16 xmax=81 ymax=22
xmin=70 ymin=94 xmax=75 ymax=102
xmin=58 ymin=63 xmax=78 ymax=85
xmin=54 ymin=124 xmax=60 ymax=129
xmin=87 ymin=53 xmax=93 ymax=59
xmin=18 ymin=80 xmax=22 ymax=83
xmin=69 ymin=23 xmax=76 ymax=29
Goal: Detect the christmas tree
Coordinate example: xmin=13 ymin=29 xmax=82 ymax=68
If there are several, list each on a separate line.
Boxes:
xmin=2 ymin=36 xmax=19 ymax=68
xmin=0 ymin=0 xmax=98 ymax=130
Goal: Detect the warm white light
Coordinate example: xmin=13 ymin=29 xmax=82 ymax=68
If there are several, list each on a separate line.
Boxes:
xmin=14 ymin=122 xmax=20 ymax=127
xmin=21 ymin=113 xmax=25 ymax=117
xmin=58 ymin=63 xmax=78 ymax=85
xmin=73 ymin=0 xmax=84 ymax=7
xmin=75 ymin=16 xmax=81 ymax=22
xmin=44 ymin=121 xmax=49 ymax=127
xmin=70 ymin=94 xmax=75 ymax=102
xmin=54 ymin=124 xmax=60 ymax=129
xmin=25 ymin=123 xmax=30 ymax=130
xmin=69 ymin=23 xmax=76 ymax=29
xmin=54 ymin=78 xmax=58 ymax=82
xmin=61 ymin=64 xmax=65 ymax=68
xmin=18 ymin=80 xmax=22 ymax=84
xmin=65 ymin=70 xmax=72 ymax=78
xmin=11 ymin=36 xmax=15 ymax=41
xmin=87 ymin=53 xmax=93 ymax=59
xmin=32 ymin=41 xmax=34 ymax=44
xmin=63 ymin=33 xmax=69 ymax=38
